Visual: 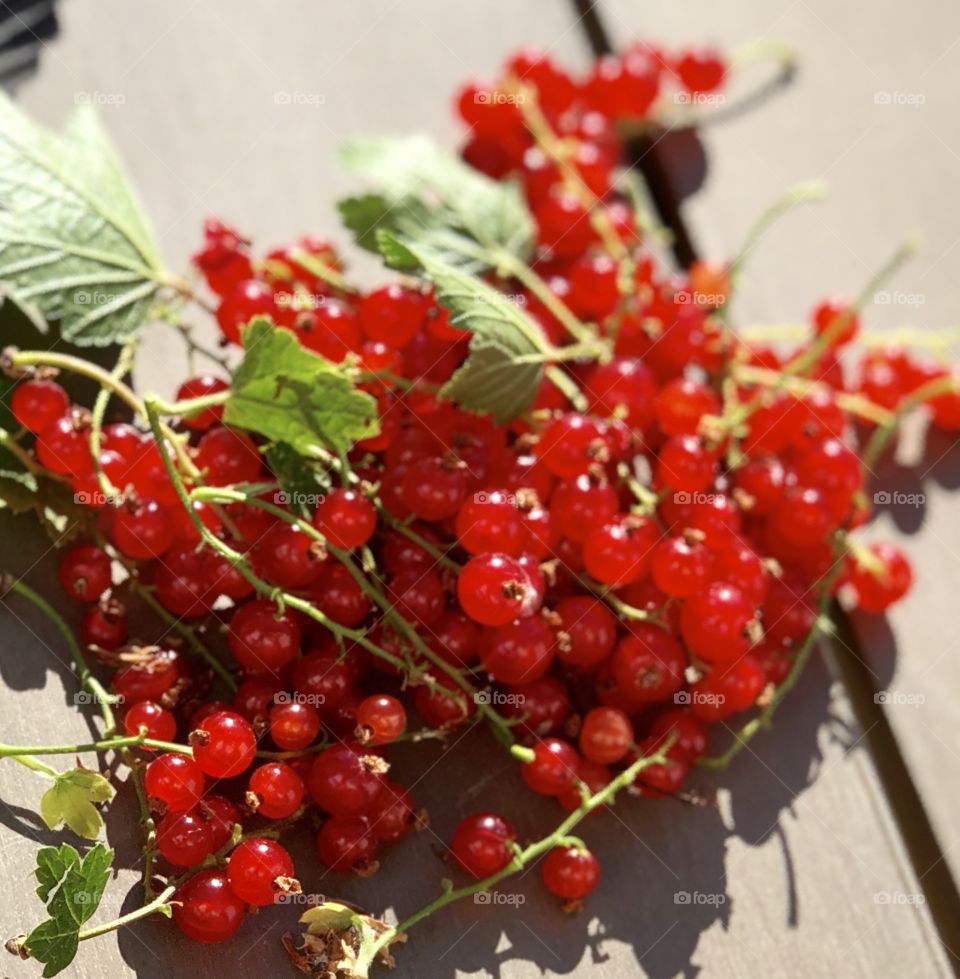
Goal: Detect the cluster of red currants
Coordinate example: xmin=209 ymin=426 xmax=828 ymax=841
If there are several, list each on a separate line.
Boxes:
xmin=8 ymin=43 xmax=955 ymax=944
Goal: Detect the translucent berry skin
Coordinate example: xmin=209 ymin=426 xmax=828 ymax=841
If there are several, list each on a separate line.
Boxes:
xmin=313 ymin=488 xmax=377 ymax=549
xmin=123 ymin=701 xmax=176 ymax=744
xmin=198 ymin=796 xmax=242 ymax=850
xmin=451 ymin=812 xmax=516 ymax=878
xmin=478 ymin=616 xmax=556 ymax=685
xmin=367 ymin=781 xmax=416 ymax=842
xmin=812 ymin=298 xmax=859 ymax=347
xmin=195 ymin=427 xmax=262 ymax=486
xmin=550 ymin=475 xmax=619 ymax=543
xmin=690 ymin=656 xmax=766 ymax=722
xmin=216 ymin=279 xmax=277 ymax=344
xmin=654 ymin=378 xmax=721 ymax=437
xmin=111 ymin=500 xmax=173 ymax=560
xmin=655 ymin=435 xmax=717 ymax=493
xmin=248 ymin=762 xmax=304 ymax=819
xmin=358 ymin=284 xmax=426 ymax=347
xmin=674 ymin=47 xmax=726 ymax=94
xmin=81 ymin=603 xmax=128 ymax=650
xmin=156 ymin=810 xmax=215 ymax=867
xmin=172 ymin=869 xmax=246 ymax=944
xmin=554 ymin=596 xmax=617 ymax=670
xmin=227 ymin=599 xmax=302 ymax=674
xmin=192 ymin=711 xmax=257 ymax=778
xmin=292 ymin=648 xmax=354 ymax=712
xmin=542 ymin=846 xmax=601 ymax=900
xmin=387 ymin=568 xmax=445 ymax=626
xmin=679 ymin=582 xmax=756 ymax=665
xmin=112 ymin=651 xmax=181 ymax=704
xmin=255 ymin=523 xmax=324 ymax=589
xmin=36 ymin=415 xmax=92 ymax=476
xmin=58 ymin=546 xmax=112 ymax=602
xmin=501 ymin=675 xmax=571 ymax=739
xmin=521 ymin=738 xmax=580 ymax=796
xmin=401 ymin=456 xmax=468 ymax=521
xmin=317 ymin=816 xmax=377 ymax=872
xmin=649 ymin=710 xmax=708 ymax=762
xmin=584 ymin=357 xmax=657 ymax=427
xmin=308 ymin=745 xmax=385 ymax=817
xmin=848 ymin=543 xmax=913 ymax=613
xmin=11 ymin=379 xmax=70 ymax=433
xmin=176 ymin=375 xmax=229 ymax=430
xmin=457 ymin=552 xmax=534 ymax=627
xmin=583 ymin=517 xmax=658 ymax=586
xmin=356 ymin=694 xmax=406 ymax=745
xmin=607 ymin=626 xmax=687 ymax=707
xmin=454 ymin=490 xmax=525 ymax=557
xmin=536 ymin=413 xmax=607 ymax=479
xmin=269 ymin=701 xmax=321 ymax=752
xmin=227 ymin=838 xmax=295 ymax=906
xmin=579 ymin=706 xmax=633 ymax=764
xmin=650 ymin=536 xmax=713 ymax=598
xmin=144 ymin=753 xmax=205 ymax=812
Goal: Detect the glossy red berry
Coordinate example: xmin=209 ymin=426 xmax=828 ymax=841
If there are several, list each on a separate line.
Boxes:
xmin=227 ymin=838 xmax=295 ymax=906
xmin=227 ymin=599 xmax=302 ymax=674
xmin=680 ymin=582 xmax=756 ymax=665
xmin=355 ymin=694 xmax=406 ymax=745
xmin=172 ymin=870 xmax=246 ymax=943
xmin=58 ymin=546 xmax=112 ymax=602
xmin=451 ymin=812 xmax=516 ymax=878
xmin=144 ymin=753 xmax=205 ymax=812
xmin=11 ymin=379 xmax=70 ymax=433
xmin=313 ymin=488 xmax=377 ymax=549
xmin=847 ymin=543 xmax=913 ymax=613
xmin=457 ymin=552 xmax=537 ymax=626
xmin=195 ymin=427 xmax=262 ymax=486
xmin=176 ymin=375 xmax=229 ymax=430
xmin=269 ymin=701 xmax=321 ymax=752
xmin=247 ymin=762 xmax=304 ymax=819
xmin=542 ymin=846 xmax=601 ymax=900
xmin=579 ymin=706 xmax=632 ymax=764
xmin=317 ymin=815 xmax=378 ymax=872
xmin=192 ymin=711 xmax=257 ymax=778
xmin=157 ymin=810 xmax=215 ymax=867
xmin=308 ymin=745 xmax=385 ymax=816
xmin=123 ymin=701 xmax=176 ymax=744
xmin=520 ymin=738 xmax=580 ymax=796
xmin=554 ymin=596 xmax=617 ymax=670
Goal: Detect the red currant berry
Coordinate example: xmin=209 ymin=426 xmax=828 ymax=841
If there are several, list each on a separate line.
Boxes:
xmin=313 ymin=488 xmax=377 ymax=549
xmin=247 ymin=762 xmax=304 ymax=819
xmin=123 ymin=701 xmax=176 ymax=744
xmin=520 ymin=738 xmax=579 ymax=796
xmin=680 ymin=582 xmax=756 ymax=665
xmin=157 ymin=810 xmax=215 ymax=867
xmin=227 ymin=838 xmax=295 ymax=906
xmin=269 ymin=701 xmax=321 ymax=752
xmin=195 ymin=427 xmax=262 ymax=486
xmin=227 ymin=599 xmax=301 ymax=674
xmin=355 ymin=694 xmax=406 ymax=745
xmin=176 ymin=375 xmax=229 ymax=430
xmin=58 ymin=546 xmax=112 ymax=602
xmin=579 ymin=706 xmax=633 ymax=765
xmin=451 ymin=812 xmax=516 ymax=878
xmin=458 ymin=552 xmax=536 ymax=626
xmin=317 ymin=815 xmax=377 ymax=872
xmin=172 ymin=870 xmax=246 ymax=943
xmin=191 ymin=711 xmax=257 ymax=778
xmin=542 ymin=845 xmax=601 ymax=900
xmin=308 ymin=745 xmax=385 ymax=816
xmin=11 ymin=379 xmax=69 ymax=433
xmin=145 ymin=753 xmax=205 ymax=812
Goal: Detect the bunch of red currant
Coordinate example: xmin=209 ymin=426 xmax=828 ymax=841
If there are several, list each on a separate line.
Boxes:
xmin=3 ymin=41 xmax=956 ymax=969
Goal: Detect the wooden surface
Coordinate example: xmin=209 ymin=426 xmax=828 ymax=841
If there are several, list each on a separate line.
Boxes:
xmin=0 ymin=2 xmax=956 ymax=977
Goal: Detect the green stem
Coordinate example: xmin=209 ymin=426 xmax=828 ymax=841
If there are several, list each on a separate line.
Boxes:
xmin=369 ymin=737 xmax=675 ymax=956
xmin=863 ymin=373 xmax=958 ymax=469
xmin=9 ymin=754 xmax=58 ymax=777
xmin=0 ymin=428 xmax=54 ymax=479
xmin=3 ymin=578 xmax=117 ymax=734
xmin=131 ymin=581 xmax=237 ymax=691
xmin=75 ymin=885 xmax=176 ymax=942
xmin=89 ymin=342 xmax=137 ymax=501
xmin=0 ymin=735 xmax=191 ymax=758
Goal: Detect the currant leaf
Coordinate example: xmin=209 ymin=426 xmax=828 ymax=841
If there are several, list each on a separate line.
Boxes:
xmin=380 ymin=235 xmax=552 ymax=423
xmin=263 ymin=443 xmax=333 ymax=519
xmin=39 ymin=767 xmax=114 ymax=841
xmin=22 ymin=843 xmax=113 ymax=977
xmin=339 ymin=135 xmax=533 ymax=270
xmin=225 ymin=318 xmax=379 ymax=457
xmin=0 ymin=96 xmax=166 ymax=346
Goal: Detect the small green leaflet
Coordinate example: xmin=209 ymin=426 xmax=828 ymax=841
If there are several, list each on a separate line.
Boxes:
xmin=23 ymin=843 xmax=113 ymax=977
xmin=0 ymin=96 xmax=166 ymax=346
xmin=224 ymin=319 xmax=379 ymax=457
xmin=338 ymin=135 xmax=533 ymax=271
xmin=39 ymin=767 xmax=114 ymax=840
xmin=380 ymin=235 xmax=553 ymax=423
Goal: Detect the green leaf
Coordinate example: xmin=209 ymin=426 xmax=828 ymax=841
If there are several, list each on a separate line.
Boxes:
xmin=0 ymin=95 xmax=166 ymax=346
xmin=339 ymin=135 xmax=533 ymax=270
xmin=264 ymin=443 xmax=333 ymax=519
xmin=0 ymin=454 xmax=39 ymax=513
xmin=39 ymin=768 xmax=114 ymax=840
xmin=25 ymin=843 xmax=113 ymax=977
xmin=224 ymin=319 xmax=379 ymax=457
xmin=383 ymin=236 xmax=552 ymax=423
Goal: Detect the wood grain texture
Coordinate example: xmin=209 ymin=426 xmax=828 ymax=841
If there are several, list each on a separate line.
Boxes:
xmin=0 ymin=1 xmax=953 ymax=977
xmin=602 ymin=0 xmax=960 ymax=904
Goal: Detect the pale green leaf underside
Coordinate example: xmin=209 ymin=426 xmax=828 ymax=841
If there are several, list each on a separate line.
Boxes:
xmin=0 ymin=96 xmax=165 ymax=345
